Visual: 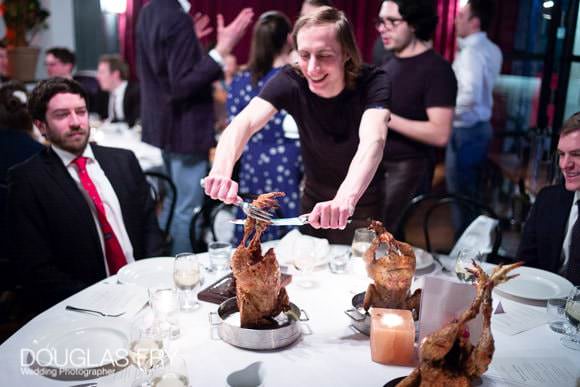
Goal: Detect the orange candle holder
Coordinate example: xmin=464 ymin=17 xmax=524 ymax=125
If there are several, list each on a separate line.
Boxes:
xmin=370 ymin=308 xmax=415 ymax=366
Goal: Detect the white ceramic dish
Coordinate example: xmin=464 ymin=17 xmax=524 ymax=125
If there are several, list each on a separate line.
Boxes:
xmin=29 ymin=319 xmax=129 ymax=369
xmin=494 ymin=266 xmax=573 ymax=301
xmin=117 ymin=257 xmax=175 ymax=289
xmin=413 ymin=247 xmax=435 ymax=270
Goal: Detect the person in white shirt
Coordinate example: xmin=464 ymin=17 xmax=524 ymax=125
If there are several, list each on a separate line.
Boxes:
xmin=96 ymin=54 xmax=140 ymax=127
xmin=446 ymin=0 xmax=502 ymax=229
xmin=518 ymin=112 xmax=580 ymax=285
xmin=6 ymin=78 xmax=163 ymax=310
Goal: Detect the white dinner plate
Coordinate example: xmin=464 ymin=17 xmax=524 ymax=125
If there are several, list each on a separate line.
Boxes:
xmin=117 ymin=257 xmax=175 ymax=289
xmin=29 ymin=319 xmax=129 ymax=369
xmin=494 ymin=266 xmax=573 ymax=301
xmin=413 ymin=247 xmax=434 ymax=270
xmin=261 ymin=240 xmax=348 ymax=267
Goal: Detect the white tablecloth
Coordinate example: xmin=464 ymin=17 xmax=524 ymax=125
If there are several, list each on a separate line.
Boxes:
xmin=0 ymin=252 xmax=578 ymax=387
xmin=91 ymin=123 xmax=163 ymax=172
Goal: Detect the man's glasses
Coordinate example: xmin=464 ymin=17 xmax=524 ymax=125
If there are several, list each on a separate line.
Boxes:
xmin=375 ymin=17 xmax=405 ymax=30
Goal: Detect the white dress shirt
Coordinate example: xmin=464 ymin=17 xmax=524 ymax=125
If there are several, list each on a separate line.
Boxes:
xmin=561 ymin=191 xmax=580 ymax=270
xmin=52 ymin=144 xmax=135 ymax=275
xmin=108 ymin=81 xmax=127 ymax=122
xmin=453 ymin=32 xmax=503 ymax=127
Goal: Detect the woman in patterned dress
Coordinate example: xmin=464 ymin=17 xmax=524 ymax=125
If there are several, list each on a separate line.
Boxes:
xmin=227 ymin=11 xmax=303 ymax=242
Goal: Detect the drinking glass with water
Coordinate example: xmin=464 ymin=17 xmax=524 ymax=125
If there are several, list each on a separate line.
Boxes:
xmin=208 ymin=241 xmax=232 ymax=272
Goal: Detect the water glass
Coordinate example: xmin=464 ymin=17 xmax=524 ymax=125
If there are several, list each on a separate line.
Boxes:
xmin=351 ymin=228 xmax=375 ymax=258
xmin=546 ymin=297 xmax=568 ymax=334
xmin=174 ymin=253 xmax=203 ymax=312
xmin=454 ymin=249 xmax=482 ymax=283
xmin=329 ymin=251 xmax=351 ymax=274
xmin=149 ymin=288 xmax=180 ymax=340
xmin=293 ymin=255 xmax=316 ymax=288
xmin=128 ymin=308 xmax=167 ymax=387
xmin=561 ymin=286 xmax=580 ymax=350
xmin=208 ymin=241 xmax=232 ymax=272
xmin=151 ymin=356 xmax=190 ymax=387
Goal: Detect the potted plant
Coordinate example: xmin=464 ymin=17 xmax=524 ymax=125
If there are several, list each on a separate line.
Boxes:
xmin=2 ymin=0 xmax=50 ymax=81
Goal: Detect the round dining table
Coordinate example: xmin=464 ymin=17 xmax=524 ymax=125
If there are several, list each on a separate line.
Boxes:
xmin=0 ymin=247 xmax=578 ymax=387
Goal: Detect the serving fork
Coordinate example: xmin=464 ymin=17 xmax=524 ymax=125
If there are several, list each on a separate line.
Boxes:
xmin=200 ymin=178 xmax=273 ymax=222
xmin=65 ymin=305 xmax=126 ymax=317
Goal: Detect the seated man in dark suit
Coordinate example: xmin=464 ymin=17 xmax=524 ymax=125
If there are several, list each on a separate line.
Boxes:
xmin=518 ymin=112 xmax=580 ymax=285
xmin=96 ymin=54 xmax=140 ymax=127
xmin=6 ymin=78 xmax=163 ymax=310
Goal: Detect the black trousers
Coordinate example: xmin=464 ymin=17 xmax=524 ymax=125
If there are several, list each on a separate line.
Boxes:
xmin=380 ymin=157 xmax=434 ymax=232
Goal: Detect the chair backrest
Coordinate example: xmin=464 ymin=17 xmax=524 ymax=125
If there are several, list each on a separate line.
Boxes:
xmin=395 ymin=192 xmax=502 ymax=258
xmin=189 ymin=198 xmax=236 ymax=253
xmin=143 ymin=171 xmax=177 ymax=239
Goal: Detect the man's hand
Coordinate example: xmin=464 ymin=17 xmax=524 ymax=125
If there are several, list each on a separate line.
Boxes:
xmin=215 ymin=8 xmax=254 ymax=58
xmin=193 ymin=12 xmax=213 ymax=39
xmin=308 ymin=198 xmax=355 ymax=230
xmin=203 ymin=175 xmax=241 ymax=205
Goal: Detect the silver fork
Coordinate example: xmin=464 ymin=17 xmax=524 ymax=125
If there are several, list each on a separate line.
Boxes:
xmin=65 ymin=305 xmax=126 ymax=317
xmin=200 ymin=178 xmax=273 ymax=222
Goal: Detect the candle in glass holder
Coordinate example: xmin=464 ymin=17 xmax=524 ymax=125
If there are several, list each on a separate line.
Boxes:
xmin=370 ymin=308 xmax=415 ymax=366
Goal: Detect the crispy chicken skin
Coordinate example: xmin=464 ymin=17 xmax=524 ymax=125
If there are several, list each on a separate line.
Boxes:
xmin=362 ymin=221 xmax=421 ymax=319
xmin=231 ymin=192 xmax=290 ymax=328
xmin=397 ymin=261 xmax=524 ymax=387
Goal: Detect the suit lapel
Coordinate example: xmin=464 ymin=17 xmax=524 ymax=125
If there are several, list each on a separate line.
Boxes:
xmin=549 ymin=184 xmax=575 ymax=268
xmin=41 ymin=148 xmax=102 ymax=247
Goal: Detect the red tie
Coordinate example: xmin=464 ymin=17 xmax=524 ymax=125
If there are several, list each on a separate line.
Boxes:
xmin=73 ymin=156 xmax=127 ymax=274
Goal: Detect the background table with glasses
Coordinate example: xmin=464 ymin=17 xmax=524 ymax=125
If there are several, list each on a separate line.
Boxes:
xmin=0 ymin=248 xmax=579 ymax=387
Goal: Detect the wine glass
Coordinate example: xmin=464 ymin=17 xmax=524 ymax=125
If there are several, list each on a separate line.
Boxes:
xmin=561 ymin=286 xmax=580 ymax=350
xmin=174 ymin=253 xmax=204 ymax=312
xmin=151 ymin=356 xmax=190 ymax=387
xmin=454 ymin=249 xmax=482 ymax=283
xmin=351 ymin=228 xmax=374 ymax=259
xmin=128 ymin=308 xmax=167 ymax=387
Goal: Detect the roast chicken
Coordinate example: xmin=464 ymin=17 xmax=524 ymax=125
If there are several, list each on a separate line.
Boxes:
xmin=362 ymin=221 xmax=421 ymax=319
xmin=397 ymin=261 xmax=524 ymax=387
xmin=231 ymin=192 xmax=290 ymax=328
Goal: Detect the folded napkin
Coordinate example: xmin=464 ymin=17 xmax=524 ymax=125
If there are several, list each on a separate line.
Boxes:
xmin=66 ymin=283 xmax=149 ymax=318
xmin=449 ymin=215 xmax=499 ymax=259
xmin=273 ymin=229 xmax=330 ymax=265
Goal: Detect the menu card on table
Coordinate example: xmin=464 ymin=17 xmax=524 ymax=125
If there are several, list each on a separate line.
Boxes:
xmin=418 ymin=276 xmax=483 ymax=345
xmin=491 ymin=301 xmax=551 ymax=335
xmin=486 ymin=357 xmax=578 ymax=387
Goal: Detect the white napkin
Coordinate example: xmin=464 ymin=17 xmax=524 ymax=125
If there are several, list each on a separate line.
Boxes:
xmin=273 ymin=229 xmax=330 ymax=265
xmin=66 ymin=283 xmax=149 ymax=318
xmin=449 ymin=215 xmax=499 ymax=259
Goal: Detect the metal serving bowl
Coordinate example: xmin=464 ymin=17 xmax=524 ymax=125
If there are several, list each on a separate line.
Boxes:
xmin=344 ymin=292 xmax=370 ymax=335
xmin=209 ymin=297 xmax=309 ymax=350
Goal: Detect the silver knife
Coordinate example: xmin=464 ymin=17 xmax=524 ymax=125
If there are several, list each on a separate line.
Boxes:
xmin=230 ymin=214 xmax=352 ymax=226
xmin=230 ymin=214 xmax=310 ymax=226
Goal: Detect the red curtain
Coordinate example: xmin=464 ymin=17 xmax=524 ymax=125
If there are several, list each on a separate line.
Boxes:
xmin=120 ymin=0 xmax=467 ymax=78
xmin=433 ymin=0 xmax=459 ymax=63
xmin=119 ymin=0 xmax=149 ymax=80
xmin=189 ymin=0 xmax=383 ymax=64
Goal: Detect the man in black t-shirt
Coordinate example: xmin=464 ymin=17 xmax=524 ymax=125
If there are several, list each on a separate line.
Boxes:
xmin=204 ymin=7 xmax=391 ymax=244
xmin=377 ymin=0 xmax=457 ymax=231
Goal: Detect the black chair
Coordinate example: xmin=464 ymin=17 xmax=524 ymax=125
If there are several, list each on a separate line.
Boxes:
xmin=394 ymin=192 xmax=504 ymax=261
xmin=143 ymin=171 xmax=177 ymax=254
